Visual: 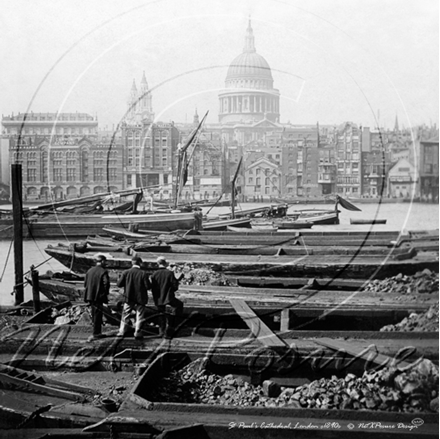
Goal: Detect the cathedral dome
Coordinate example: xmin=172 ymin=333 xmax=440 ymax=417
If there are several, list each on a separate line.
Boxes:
xmin=219 ymin=20 xmax=280 ymax=125
xmin=226 ymin=52 xmax=273 ymax=81
xmin=225 ymin=20 xmax=273 ymax=88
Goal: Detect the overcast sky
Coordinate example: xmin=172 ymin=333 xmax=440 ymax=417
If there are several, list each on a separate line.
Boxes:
xmin=0 ymin=0 xmax=438 ymax=131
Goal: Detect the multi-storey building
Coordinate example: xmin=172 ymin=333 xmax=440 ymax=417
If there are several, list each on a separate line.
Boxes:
xmin=244 ymin=156 xmax=281 ymax=200
xmin=1 ymin=112 xmax=108 ymax=200
xmin=336 ymin=122 xmax=361 ymax=198
xmin=360 ymin=127 xmax=391 ymax=197
xmin=120 ymin=120 xmax=179 ymax=198
xmin=419 ymin=136 xmax=439 ymax=202
xmin=120 ymin=73 xmax=180 ymax=200
xmin=387 ymin=158 xmax=417 ymax=198
xmin=317 ymin=145 xmax=336 ymax=195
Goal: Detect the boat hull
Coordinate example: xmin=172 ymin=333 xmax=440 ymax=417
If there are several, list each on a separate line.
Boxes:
xmin=9 ymin=212 xmax=197 ymax=239
xmin=350 ymin=218 xmax=387 ymax=225
xmin=202 ymin=217 xmax=251 ymax=231
xmin=44 ymin=245 xmax=438 ymax=280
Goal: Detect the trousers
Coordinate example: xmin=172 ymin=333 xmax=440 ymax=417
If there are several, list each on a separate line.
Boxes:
xmin=118 ymin=302 xmax=147 ymax=337
xmin=90 ymin=302 xmax=104 ymax=335
xmin=156 ymin=297 xmax=184 ymax=336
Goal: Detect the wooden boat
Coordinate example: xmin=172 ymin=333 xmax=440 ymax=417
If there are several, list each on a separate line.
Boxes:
xmin=103 ymin=227 xmax=402 ymax=247
xmin=287 ymin=209 xmax=339 ymax=225
xmin=26 ymin=211 xmax=198 ymax=238
xmin=277 ymin=220 xmax=314 ymax=229
xmin=350 ymin=218 xmax=387 ymax=225
xmin=202 ymin=216 xmax=251 ymax=231
xmin=44 ymin=242 xmax=437 ymax=280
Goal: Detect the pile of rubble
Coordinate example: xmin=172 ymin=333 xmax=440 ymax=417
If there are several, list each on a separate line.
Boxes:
xmin=50 ymin=305 xmax=89 ymax=325
xmin=173 ymin=264 xmax=232 ymax=286
xmin=150 ymin=358 xmax=439 ymax=413
xmin=362 ymin=269 xmax=439 ymax=299
xmin=381 ymin=302 xmax=439 ymax=332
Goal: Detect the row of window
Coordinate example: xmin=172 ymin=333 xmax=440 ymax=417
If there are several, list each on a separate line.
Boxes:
xmin=27 ymin=167 xmax=119 ymax=182
xmin=248 ymin=177 xmax=278 ymax=185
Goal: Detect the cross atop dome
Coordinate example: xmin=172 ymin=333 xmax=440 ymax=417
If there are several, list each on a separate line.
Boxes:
xmin=244 ymin=18 xmax=256 ymax=53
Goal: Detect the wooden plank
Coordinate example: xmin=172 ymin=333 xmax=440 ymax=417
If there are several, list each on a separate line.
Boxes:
xmin=229 ymin=299 xmax=286 ymax=347
xmin=313 ymin=337 xmax=413 ymax=370
xmin=0 ymin=372 xmax=87 ymax=401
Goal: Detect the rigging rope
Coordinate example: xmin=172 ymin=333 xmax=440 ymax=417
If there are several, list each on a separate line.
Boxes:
xmin=0 ymin=237 xmax=14 ymax=282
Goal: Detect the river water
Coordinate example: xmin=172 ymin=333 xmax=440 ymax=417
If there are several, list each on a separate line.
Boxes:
xmin=0 ymin=201 xmax=438 ymax=307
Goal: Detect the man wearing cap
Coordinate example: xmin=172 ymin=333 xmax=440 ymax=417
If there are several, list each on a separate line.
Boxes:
xmin=84 ymin=254 xmax=110 ymax=340
xmin=117 ymin=255 xmax=151 ymax=340
xmin=150 ymin=256 xmax=184 ymax=338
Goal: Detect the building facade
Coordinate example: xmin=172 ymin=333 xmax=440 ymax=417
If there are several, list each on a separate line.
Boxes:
xmin=387 ymin=158 xmax=417 ymax=198
xmin=419 ymin=137 xmax=439 ymax=202
xmin=335 ymin=122 xmax=362 ymax=198
xmin=1 ymin=112 xmax=108 ymax=200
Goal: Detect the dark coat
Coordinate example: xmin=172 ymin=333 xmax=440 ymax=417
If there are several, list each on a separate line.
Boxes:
xmin=84 ymin=265 xmax=110 ymax=303
xmin=150 ymin=267 xmax=179 ymax=306
xmin=117 ymin=266 xmax=151 ymax=306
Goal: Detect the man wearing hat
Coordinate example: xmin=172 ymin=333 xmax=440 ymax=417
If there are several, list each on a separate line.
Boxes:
xmin=84 ymin=254 xmax=110 ymax=340
xmin=150 ymin=256 xmax=184 ymax=338
xmin=117 ymin=255 xmax=151 ymax=340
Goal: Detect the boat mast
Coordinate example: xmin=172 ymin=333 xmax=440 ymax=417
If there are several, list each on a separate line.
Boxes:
xmin=231 ymin=157 xmax=243 ymax=219
xmin=174 ymin=111 xmax=209 ymax=209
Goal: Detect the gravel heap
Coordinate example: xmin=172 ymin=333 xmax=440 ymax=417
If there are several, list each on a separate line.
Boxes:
xmin=149 ymin=358 xmax=439 ymax=413
xmin=172 ymin=264 xmax=233 ymax=286
xmin=362 ymin=269 xmax=439 ymax=299
xmin=381 ymin=302 xmax=439 ymax=332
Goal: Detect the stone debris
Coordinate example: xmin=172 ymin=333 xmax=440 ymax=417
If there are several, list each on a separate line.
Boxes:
xmin=172 ymin=264 xmax=232 ymax=286
xmin=149 ymin=358 xmax=439 ymax=413
xmin=51 ymin=305 xmax=86 ymax=325
xmin=380 ymin=302 xmax=439 ymax=332
xmin=362 ymin=270 xmax=439 ymax=300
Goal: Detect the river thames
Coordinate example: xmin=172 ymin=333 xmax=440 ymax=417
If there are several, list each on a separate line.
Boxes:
xmin=0 ymin=201 xmax=438 ymax=306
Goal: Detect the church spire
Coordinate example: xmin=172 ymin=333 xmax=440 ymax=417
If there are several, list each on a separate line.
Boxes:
xmin=394 ymin=114 xmax=399 ymax=132
xmin=130 ymin=79 xmax=137 ymax=99
xmin=140 ymin=71 xmax=148 ymax=92
xmin=243 ymin=18 xmax=256 ymax=53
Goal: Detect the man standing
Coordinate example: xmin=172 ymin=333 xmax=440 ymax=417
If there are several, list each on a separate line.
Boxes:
xmin=117 ymin=255 xmax=151 ymax=340
xmin=84 ymin=254 xmax=110 ymax=341
xmin=150 ymin=256 xmax=184 ymax=338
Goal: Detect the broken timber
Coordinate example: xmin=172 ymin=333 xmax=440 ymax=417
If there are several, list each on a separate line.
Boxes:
xmin=229 ymin=299 xmax=286 ymax=348
xmin=313 ymin=337 xmax=414 ymax=371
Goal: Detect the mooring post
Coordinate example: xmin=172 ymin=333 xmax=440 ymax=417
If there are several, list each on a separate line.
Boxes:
xmin=30 ymin=265 xmax=41 ymax=313
xmin=11 ymin=163 xmax=24 ymax=305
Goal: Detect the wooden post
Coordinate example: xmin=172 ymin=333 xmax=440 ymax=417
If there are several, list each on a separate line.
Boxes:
xmin=231 ymin=180 xmax=236 ymax=219
xmin=11 ymin=164 xmax=23 ymax=305
xmin=280 ymin=309 xmax=290 ymax=332
xmin=30 ymin=265 xmax=41 ymax=313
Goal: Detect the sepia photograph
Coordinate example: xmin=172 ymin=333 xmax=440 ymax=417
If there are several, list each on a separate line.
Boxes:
xmin=0 ymin=0 xmax=438 ymax=437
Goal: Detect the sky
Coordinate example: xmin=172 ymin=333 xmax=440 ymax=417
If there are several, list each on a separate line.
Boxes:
xmin=0 ymin=0 xmax=438 ymax=131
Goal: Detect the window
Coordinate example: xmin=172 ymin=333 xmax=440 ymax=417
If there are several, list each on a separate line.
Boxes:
xmin=109 ymin=169 xmax=118 ymax=181
xmin=67 ymin=169 xmax=76 ymax=182
xmin=256 ymin=168 xmax=260 ymax=175
xmin=248 ymin=177 xmax=253 ymax=183
xmin=127 ymin=175 xmax=132 ymax=185
xmin=256 ymin=177 xmax=261 ymax=185
xmin=27 ymin=169 xmax=36 ymax=182
xmin=54 ymin=169 xmax=63 ymax=182
xmin=94 ymin=168 xmax=103 ymax=181
xmin=398 ymin=167 xmax=410 ymax=172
